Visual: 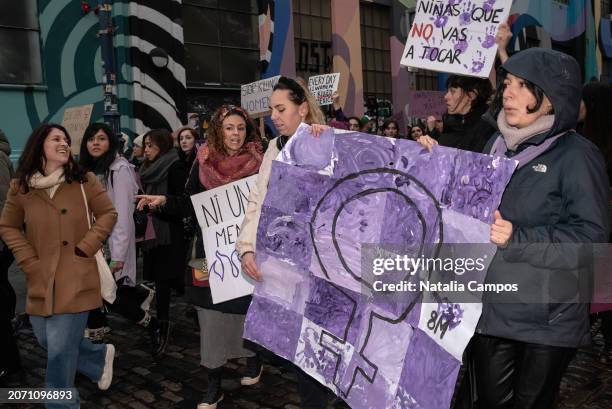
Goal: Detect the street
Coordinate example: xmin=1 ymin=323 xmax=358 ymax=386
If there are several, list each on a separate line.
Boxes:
xmin=6 ymin=264 xmax=612 ymax=409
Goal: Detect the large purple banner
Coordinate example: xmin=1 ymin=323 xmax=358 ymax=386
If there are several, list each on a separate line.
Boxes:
xmin=244 ymin=126 xmax=517 ymax=409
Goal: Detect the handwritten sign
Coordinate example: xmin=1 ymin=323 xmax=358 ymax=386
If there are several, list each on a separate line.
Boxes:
xmin=308 ymin=73 xmax=340 ymax=106
xmin=61 ymin=104 xmax=94 ymax=155
xmin=241 ymin=76 xmax=281 ymax=116
xmin=190 ymin=175 xmax=258 ymax=303
xmin=407 ymin=90 xmax=446 ymax=119
xmin=400 ymin=0 xmax=512 ymax=78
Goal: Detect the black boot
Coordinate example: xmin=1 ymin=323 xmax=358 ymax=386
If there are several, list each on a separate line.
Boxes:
xmin=141 ymin=314 xmax=160 ymax=354
xmin=185 ymin=306 xmax=200 ymax=330
xmin=197 ymin=367 xmax=223 ymax=409
xmin=154 ymin=320 xmax=170 ymax=357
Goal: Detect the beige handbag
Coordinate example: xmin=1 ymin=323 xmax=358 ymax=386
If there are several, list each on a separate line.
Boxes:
xmin=80 ymin=184 xmax=117 ymax=304
xmin=188 ymin=237 xmax=209 ymax=286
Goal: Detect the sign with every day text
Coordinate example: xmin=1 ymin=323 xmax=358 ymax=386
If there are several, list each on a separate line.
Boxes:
xmin=308 ymin=73 xmax=340 ymax=106
xmin=400 ymin=0 xmax=512 ymax=78
xmin=190 ymin=175 xmax=258 ymax=304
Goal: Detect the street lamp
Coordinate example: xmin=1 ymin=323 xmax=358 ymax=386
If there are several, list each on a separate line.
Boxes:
xmin=150 ymin=47 xmax=169 ymax=68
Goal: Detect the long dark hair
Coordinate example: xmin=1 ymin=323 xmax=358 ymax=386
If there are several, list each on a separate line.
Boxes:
xmin=15 ymin=123 xmax=87 ymax=193
xmin=582 ymin=82 xmax=612 ymax=169
xmin=79 ymin=122 xmax=119 ymax=183
xmin=382 ymin=119 xmax=400 ymax=131
xmin=175 ymin=125 xmax=200 ymax=164
xmin=446 ymin=75 xmax=493 ymax=112
xmin=141 ymin=129 xmax=174 ymax=170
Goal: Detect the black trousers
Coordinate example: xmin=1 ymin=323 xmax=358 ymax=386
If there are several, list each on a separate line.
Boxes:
xmin=296 ymin=366 xmax=329 ymax=409
xmin=457 ymin=334 xmax=575 ymax=409
xmin=143 ymin=246 xmax=178 ymax=321
xmin=0 ymin=246 xmax=19 ymax=373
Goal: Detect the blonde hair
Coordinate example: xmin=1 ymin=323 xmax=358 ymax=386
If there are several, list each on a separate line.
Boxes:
xmin=274 ymin=76 xmax=326 ymax=125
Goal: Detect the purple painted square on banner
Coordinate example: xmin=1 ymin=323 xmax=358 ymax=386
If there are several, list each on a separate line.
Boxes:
xmin=244 ymin=295 xmax=303 ymax=361
xmin=244 ymin=127 xmax=517 ymax=409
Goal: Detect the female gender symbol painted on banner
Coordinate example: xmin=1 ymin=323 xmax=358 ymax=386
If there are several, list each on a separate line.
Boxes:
xmin=308 ymin=167 xmax=444 ymax=398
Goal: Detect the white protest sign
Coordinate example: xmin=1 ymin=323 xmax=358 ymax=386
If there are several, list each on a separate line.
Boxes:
xmin=241 ymin=76 xmax=281 ymax=116
xmin=190 ymin=175 xmax=258 ymax=304
xmin=61 ymin=104 xmax=94 ymax=155
xmin=308 ymin=73 xmax=340 ymax=106
xmin=400 ymin=0 xmax=512 ymax=78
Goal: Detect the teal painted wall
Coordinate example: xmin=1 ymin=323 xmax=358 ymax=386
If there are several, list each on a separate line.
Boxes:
xmin=0 ymin=0 xmax=133 ymax=162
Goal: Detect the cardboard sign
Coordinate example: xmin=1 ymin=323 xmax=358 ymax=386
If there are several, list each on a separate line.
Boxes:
xmin=190 ymin=175 xmax=258 ymax=304
xmin=308 ymin=73 xmax=340 ymax=106
xmin=400 ymin=0 xmax=512 ymax=78
xmin=241 ymin=76 xmax=281 ymax=116
xmin=407 ymin=90 xmax=447 ymax=119
xmin=61 ymin=104 xmax=94 ymax=155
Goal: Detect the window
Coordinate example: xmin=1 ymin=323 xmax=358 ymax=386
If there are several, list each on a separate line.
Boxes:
xmin=0 ymin=0 xmax=42 ymax=84
xmin=415 ymin=70 xmax=438 ymax=91
xmin=360 ymin=2 xmax=392 ymax=102
xmin=183 ymin=0 xmax=259 ymax=87
xmin=293 ymin=0 xmax=332 ymax=80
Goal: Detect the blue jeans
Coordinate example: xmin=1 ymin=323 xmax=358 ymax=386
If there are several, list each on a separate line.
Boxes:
xmin=30 ymin=311 xmax=106 ymax=409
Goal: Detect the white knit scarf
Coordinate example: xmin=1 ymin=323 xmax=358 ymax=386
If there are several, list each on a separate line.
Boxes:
xmin=29 ymin=168 xmax=66 ymax=199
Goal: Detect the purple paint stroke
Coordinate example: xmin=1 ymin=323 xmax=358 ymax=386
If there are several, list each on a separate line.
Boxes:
xmin=397 ymin=330 xmax=461 ymax=409
xmin=460 ymin=1 xmax=475 ymax=26
xmin=304 ymin=277 xmax=359 ymax=342
xmin=432 ymin=15 xmax=449 ymax=28
xmin=470 ymin=51 xmax=486 ymax=74
xmin=437 ymin=299 xmax=464 ymax=330
xmin=480 ymin=26 xmax=497 ymax=49
xmin=230 ymin=250 xmax=241 ymax=278
xmin=244 ymin=296 xmax=303 ymax=360
xmin=483 ymin=0 xmax=497 ymax=12
xmin=454 ymin=40 xmax=468 ymax=54
xmin=210 ymin=250 xmax=232 ymax=281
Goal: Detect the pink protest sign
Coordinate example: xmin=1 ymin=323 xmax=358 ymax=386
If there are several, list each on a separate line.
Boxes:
xmin=407 ymin=90 xmax=446 ymax=119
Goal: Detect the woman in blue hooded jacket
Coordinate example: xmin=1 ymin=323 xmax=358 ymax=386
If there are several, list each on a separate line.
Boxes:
xmin=464 ymin=48 xmax=610 ymax=408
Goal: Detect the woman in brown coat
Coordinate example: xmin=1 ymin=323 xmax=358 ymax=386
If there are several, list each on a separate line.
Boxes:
xmin=0 ymin=124 xmax=117 ymax=408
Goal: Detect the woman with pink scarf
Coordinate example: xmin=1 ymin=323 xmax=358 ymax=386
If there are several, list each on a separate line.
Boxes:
xmin=136 ymin=105 xmax=264 ymax=409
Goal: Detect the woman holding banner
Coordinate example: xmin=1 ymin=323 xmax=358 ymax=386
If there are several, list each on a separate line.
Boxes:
xmin=460 ymin=48 xmax=610 ymax=409
xmin=136 ymin=105 xmax=264 ymax=409
xmin=236 ymin=76 xmax=331 ymax=409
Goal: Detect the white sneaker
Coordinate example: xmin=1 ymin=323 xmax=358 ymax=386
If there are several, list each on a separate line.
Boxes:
xmin=97 ymin=344 xmax=115 ymax=390
xmin=139 ymin=284 xmax=156 ymax=313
